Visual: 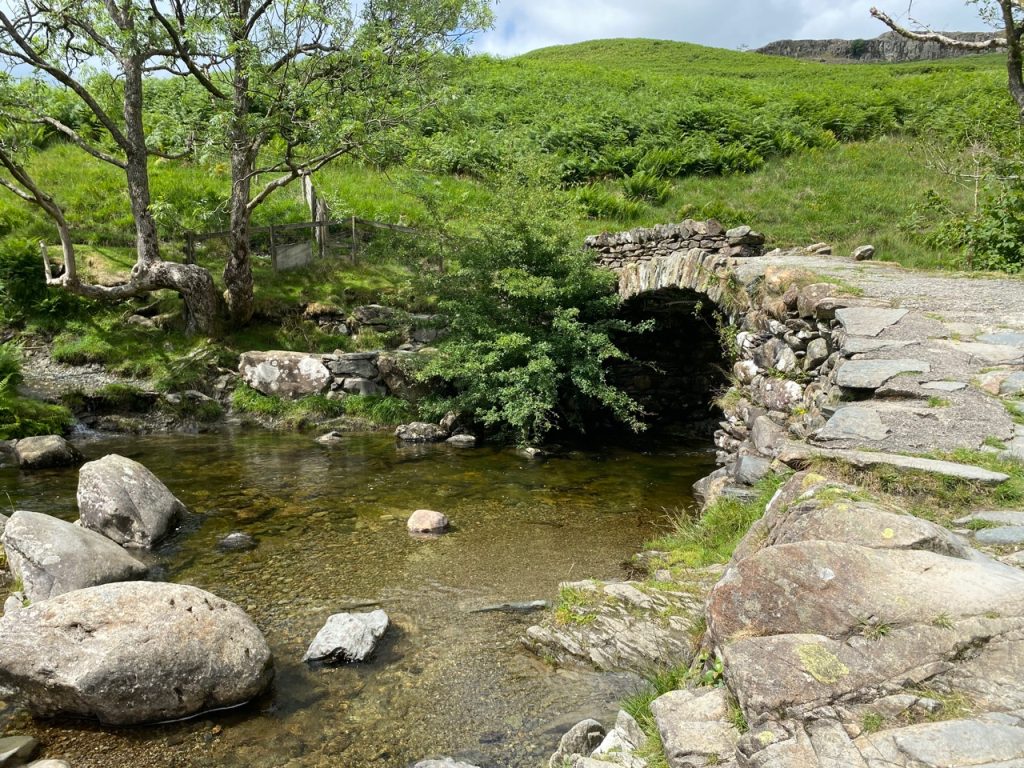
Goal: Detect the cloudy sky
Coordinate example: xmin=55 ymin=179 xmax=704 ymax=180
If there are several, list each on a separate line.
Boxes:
xmin=473 ymin=0 xmax=995 ymax=57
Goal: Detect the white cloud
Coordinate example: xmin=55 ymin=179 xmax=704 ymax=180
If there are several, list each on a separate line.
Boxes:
xmin=473 ymin=0 xmax=995 ymax=57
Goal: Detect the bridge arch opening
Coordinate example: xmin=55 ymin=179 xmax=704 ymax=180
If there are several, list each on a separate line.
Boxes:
xmin=607 ymin=286 xmax=730 ymax=440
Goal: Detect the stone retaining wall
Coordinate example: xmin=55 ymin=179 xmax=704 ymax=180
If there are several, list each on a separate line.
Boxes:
xmin=237 ymin=349 xmax=419 ymax=401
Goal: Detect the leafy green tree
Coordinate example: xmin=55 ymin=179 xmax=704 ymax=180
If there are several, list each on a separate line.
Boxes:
xmin=0 ymin=3 xmax=220 ymax=334
xmin=150 ymin=0 xmax=492 ymax=325
xmin=415 ymin=187 xmax=646 ymax=445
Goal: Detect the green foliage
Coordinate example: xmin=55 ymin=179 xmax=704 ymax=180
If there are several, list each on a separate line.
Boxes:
xmin=415 ymin=187 xmax=646 ymax=445
xmin=622 ymin=171 xmax=673 ymax=205
xmin=0 ymin=237 xmax=83 ymax=326
xmin=0 ymin=347 xmax=73 ymax=439
xmin=648 ymin=473 xmax=788 ymax=567
xmin=575 ymin=184 xmax=646 ymax=221
xmin=949 ymin=178 xmax=1024 ymax=273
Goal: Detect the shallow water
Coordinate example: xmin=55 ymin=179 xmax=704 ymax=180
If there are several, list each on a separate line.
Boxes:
xmin=0 ymin=429 xmax=713 ymax=768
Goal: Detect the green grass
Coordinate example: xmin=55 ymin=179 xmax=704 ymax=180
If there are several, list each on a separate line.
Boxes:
xmin=0 ymin=346 xmax=73 ymax=439
xmin=647 ymin=474 xmax=788 ymax=568
xmin=813 ymin=448 xmax=1024 ymax=527
xmin=230 ymin=384 xmax=413 ymax=428
xmin=553 ymin=585 xmax=600 ymax=626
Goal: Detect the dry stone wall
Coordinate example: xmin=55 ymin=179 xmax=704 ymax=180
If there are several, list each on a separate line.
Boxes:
xmin=584 ymin=219 xmax=765 ymax=271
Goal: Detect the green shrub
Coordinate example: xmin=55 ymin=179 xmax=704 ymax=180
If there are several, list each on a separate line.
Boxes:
xmin=0 ymin=237 xmax=84 ymax=325
xmin=415 ymin=186 xmax=647 ymax=445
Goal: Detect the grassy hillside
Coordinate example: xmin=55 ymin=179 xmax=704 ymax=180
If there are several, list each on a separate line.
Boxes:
xmin=0 ymin=39 xmax=1012 ymax=268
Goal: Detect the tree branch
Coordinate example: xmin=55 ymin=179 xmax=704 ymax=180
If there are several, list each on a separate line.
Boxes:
xmin=148 ymin=0 xmax=229 ymax=100
xmin=869 ymin=7 xmax=1008 ymax=49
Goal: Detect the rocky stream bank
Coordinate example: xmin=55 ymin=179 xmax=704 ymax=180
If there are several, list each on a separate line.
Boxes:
xmin=522 ymin=233 xmax=1024 ymax=768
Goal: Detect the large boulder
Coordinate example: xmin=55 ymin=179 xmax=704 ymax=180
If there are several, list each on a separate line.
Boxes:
xmin=1 ymin=510 xmax=148 ymax=603
xmin=0 ymin=582 xmax=273 ymax=725
xmin=77 ymin=454 xmax=187 ymax=548
xmin=238 ymin=351 xmax=331 ymax=399
xmin=13 ymin=436 xmax=82 ymax=470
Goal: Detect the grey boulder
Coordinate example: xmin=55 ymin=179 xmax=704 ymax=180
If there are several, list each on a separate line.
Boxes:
xmin=238 ymin=350 xmax=331 ymax=398
xmin=395 ymin=422 xmax=448 ymax=443
xmin=303 ymin=609 xmax=389 ymax=664
xmin=77 ymin=454 xmax=187 ymax=548
xmin=14 ymin=436 xmax=82 ymax=470
xmin=412 ymin=760 xmax=480 ymax=768
xmin=1 ymin=510 xmax=148 ymax=603
xmin=0 ymin=581 xmax=273 ymax=725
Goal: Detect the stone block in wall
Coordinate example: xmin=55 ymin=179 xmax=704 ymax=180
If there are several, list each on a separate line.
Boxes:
xmin=324 ymin=351 xmax=380 ymax=380
xmin=341 ymin=377 xmax=387 ymax=397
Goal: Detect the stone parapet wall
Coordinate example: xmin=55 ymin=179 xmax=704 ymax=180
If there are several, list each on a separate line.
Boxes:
xmin=584 ymin=219 xmax=765 ymax=271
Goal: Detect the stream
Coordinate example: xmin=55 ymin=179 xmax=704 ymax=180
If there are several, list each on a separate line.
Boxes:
xmin=0 ymin=429 xmax=713 ymax=767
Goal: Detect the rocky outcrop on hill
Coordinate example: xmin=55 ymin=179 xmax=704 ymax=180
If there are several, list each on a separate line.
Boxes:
xmin=758 ymin=30 xmax=1001 ymax=62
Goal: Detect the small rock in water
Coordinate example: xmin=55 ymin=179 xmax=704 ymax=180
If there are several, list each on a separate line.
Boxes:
xmin=407 ymin=509 xmax=449 ymax=534
xmin=0 ymin=735 xmax=38 ymax=766
xmin=395 ymin=422 xmax=448 ymax=443
xmin=316 ymin=431 xmax=344 ymax=445
xmin=303 ymin=609 xmax=389 ymax=665
xmin=413 ymin=760 xmax=481 ymax=768
xmin=446 ymin=434 xmax=477 ymax=448
xmin=217 ymin=532 xmax=257 ymax=552
xmin=14 ymin=436 xmax=83 ymax=470
xmin=517 ymin=446 xmax=547 ymax=460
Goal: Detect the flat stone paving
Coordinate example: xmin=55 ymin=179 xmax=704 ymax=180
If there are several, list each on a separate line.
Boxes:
xmin=737 ymin=252 xmax=1024 ymax=458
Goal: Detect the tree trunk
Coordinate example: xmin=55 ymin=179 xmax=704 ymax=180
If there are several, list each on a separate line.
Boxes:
xmin=118 ymin=53 xmax=220 ymax=334
xmin=1000 ymin=1 xmax=1024 ymax=119
xmin=223 ymin=38 xmax=256 ymax=326
xmin=224 ymin=149 xmax=255 ymax=325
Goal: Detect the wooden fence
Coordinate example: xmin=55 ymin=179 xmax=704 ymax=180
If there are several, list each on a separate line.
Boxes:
xmin=183 ymin=215 xmax=419 ymax=272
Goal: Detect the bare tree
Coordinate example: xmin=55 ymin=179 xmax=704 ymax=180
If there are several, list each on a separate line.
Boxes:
xmin=870 ymin=2 xmax=1024 ymax=119
xmin=0 ymin=1 xmax=220 ymax=334
xmin=147 ymin=0 xmax=491 ymax=325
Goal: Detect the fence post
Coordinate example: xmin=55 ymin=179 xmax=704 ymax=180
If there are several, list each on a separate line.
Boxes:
xmin=350 ymin=216 xmax=358 ymax=265
xmin=269 ymin=225 xmax=278 ymax=272
xmin=184 ymin=232 xmax=195 ymax=265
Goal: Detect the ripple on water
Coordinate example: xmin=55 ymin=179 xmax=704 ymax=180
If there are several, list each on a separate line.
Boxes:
xmin=0 ymin=429 xmax=713 ymax=767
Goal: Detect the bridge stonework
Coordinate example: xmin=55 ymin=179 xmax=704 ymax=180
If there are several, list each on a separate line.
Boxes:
xmin=584 ymin=219 xmax=765 ymax=303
